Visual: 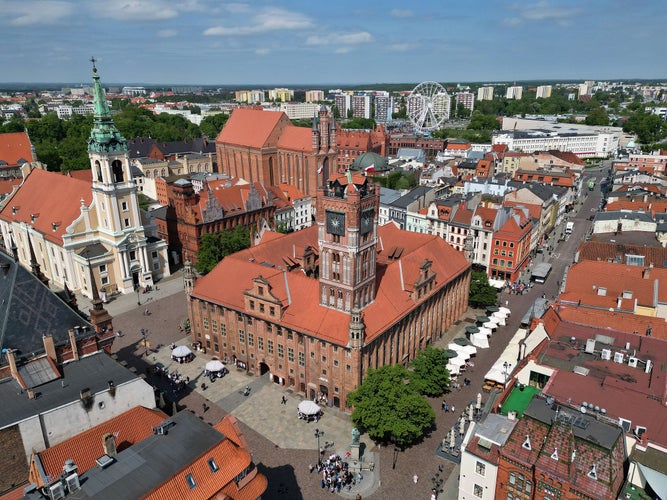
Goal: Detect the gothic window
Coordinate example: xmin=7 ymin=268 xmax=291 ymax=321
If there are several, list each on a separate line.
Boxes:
xmin=95 ymin=160 xmax=103 ymax=182
xmin=112 ymin=160 xmax=124 ymax=183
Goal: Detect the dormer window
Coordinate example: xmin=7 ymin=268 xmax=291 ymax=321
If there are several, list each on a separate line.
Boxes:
xmin=30 ymin=213 xmax=39 ymax=222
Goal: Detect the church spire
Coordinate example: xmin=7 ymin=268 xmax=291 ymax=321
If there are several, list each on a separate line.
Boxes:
xmin=88 ymin=58 xmax=127 ymax=154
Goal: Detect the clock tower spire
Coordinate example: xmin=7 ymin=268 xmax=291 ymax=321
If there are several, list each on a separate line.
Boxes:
xmin=316 ymin=171 xmax=379 ymax=313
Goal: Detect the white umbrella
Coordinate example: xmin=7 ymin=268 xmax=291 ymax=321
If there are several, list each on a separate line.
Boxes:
xmin=446 ymin=363 xmax=460 ymax=375
xmin=205 ymin=360 xmax=225 ymax=372
xmin=478 ymin=327 xmax=493 ymax=337
xmin=298 ymin=400 xmax=321 ymax=416
xmin=493 ymin=310 xmax=508 ymax=318
xmin=471 ymin=333 xmax=489 ymax=349
xmin=449 ymin=428 xmax=456 ymax=448
xmin=449 ymin=356 xmax=468 ymax=367
xmin=476 ymin=393 xmax=482 ymax=409
xmin=459 ymin=415 xmax=466 ymax=436
xmin=492 ymin=313 xmax=506 ymax=326
xmin=468 ymin=405 xmax=474 ymax=421
xmin=458 ymin=345 xmax=477 ymax=356
xmin=499 ymin=306 xmax=511 ymax=315
xmin=172 ymin=345 xmax=192 ymax=358
xmin=483 ymin=321 xmax=497 ymax=330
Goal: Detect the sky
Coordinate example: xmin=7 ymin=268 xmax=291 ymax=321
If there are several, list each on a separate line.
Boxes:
xmin=1 ymin=0 xmax=665 ymax=86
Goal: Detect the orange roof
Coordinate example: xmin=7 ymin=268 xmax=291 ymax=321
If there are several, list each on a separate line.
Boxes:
xmin=0 ymin=176 xmax=22 ymax=195
xmin=0 ymin=132 xmax=34 ymax=167
xmin=216 ymin=107 xmax=289 ymax=149
xmin=144 ymin=415 xmax=267 ymax=500
xmin=446 ymin=142 xmax=470 ymax=150
xmin=564 ymin=261 xmax=667 ymax=307
xmin=66 ymin=169 xmax=93 ymax=182
xmin=474 ymin=206 xmax=498 ymax=227
xmin=277 ymin=183 xmax=309 ymax=202
xmin=193 ymin=223 xmax=469 ymax=345
xmin=0 ymin=168 xmax=92 ymax=244
xmin=33 ymin=406 xmax=167 ymax=487
xmin=277 ymin=126 xmax=312 ymax=152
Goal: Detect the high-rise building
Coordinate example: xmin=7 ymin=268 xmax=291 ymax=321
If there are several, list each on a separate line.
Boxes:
xmin=374 ymin=95 xmax=393 ymax=123
xmin=234 ymin=90 xmax=265 ymax=103
xmin=505 ymin=86 xmax=523 ymax=100
xmin=535 ymin=85 xmax=552 ymax=98
xmin=334 ymin=93 xmax=351 ymax=118
xmin=351 ymin=94 xmax=371 ymax=119
xmin=305 ymin=90 xmax=325 ymax=103
xmin=455 ymin=92 xmax=475 ymax=112
xmin=477 ymin=86 xmax=494 ymax=101
xmin=268 ymin=87 xmax=294 ymax=102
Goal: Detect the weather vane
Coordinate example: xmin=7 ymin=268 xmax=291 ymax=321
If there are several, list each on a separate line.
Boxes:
xmin=90 ymin=56 xmax=97 ymax=71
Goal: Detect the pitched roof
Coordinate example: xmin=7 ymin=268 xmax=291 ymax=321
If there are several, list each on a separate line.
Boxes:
xmin=193 ymin=223 xmax=469 ymax=345
xmin=577 ymin=241 xmax=667 ymax=268
xmin=0 ymin=168 xmax=92 ymax=245
xmin=0 ymin=132 xmax=34 ymax=167
xmin=216 ymin=108 xmax=289 ymax=149
xmin=276 ymin=125 xmax=312 ymax=152
xmin=33 ymin=406 xmax=167 ymax=486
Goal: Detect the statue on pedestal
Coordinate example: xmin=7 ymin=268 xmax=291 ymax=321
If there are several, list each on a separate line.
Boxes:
xmin=352 ymin=427 xmax=360 ymax=445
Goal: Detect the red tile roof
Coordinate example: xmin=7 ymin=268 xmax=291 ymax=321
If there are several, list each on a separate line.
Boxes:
xmin=577 ymin=241 xmax=667 ymax=268
xmin=0 ymin=177 xmax=22 ymax=196
xmin=66 ymin=169 xmax=93 ymax=182
xmin=216 ymin=107 xmax=289 ymax=149
xmin=193 ymin=223 xmax=469 ymax=345
xmin=0 ymin=132 xmax=34 ymax=167
xmin=277 ymin=126 xmax=312 ymax=152
xmin=277 ymin=183 xmax=309 ymax=202
xmin=563 ymin=261 xmax=667 ymax=308
xmin=32 ymin=406 xmax=167 ymax=487
xmin=0 ymin=168 xmax=92 ymax=244
xmin=548 ymin=149 xmax=586 ymax=166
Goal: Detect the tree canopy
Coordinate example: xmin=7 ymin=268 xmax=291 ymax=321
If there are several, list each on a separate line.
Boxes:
xmin=340 ymin=117 xmax=376 ymax=130
xmin=623 ymin=110 xmax=667 ymax=145
xmin=469 ymin=271 xmax=498 ymax=308
xmin=347 ymin=365 xmax=435 ymax=447
xmin=373 ymin=171 xmax=418 ymax=190
xmin=195 ymin=225 xmax=251 ymax=274
xmin=409 ymin=346 xmax=452 ymax=397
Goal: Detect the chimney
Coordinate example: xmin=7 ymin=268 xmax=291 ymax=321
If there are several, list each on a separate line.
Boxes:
xmin=68 ymin=329 xmax=79 ymax=361
xmin=102 ymin=433 xmax=117 ymax=457
xmin=6 ymin=348 xmax=19 ymax=381
xmin=42 ymin=334 xmax=57 ymax=362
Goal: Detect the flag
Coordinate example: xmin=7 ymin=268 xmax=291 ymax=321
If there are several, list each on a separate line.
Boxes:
xmin=364 ymin=164 xmax=375 ymax=174
xmin=317 ymin=164 xmax=323 ymax=174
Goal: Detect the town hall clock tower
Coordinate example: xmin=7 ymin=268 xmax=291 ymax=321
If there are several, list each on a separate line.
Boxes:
xmin=316 ymin=171 xmax=380 ymax=313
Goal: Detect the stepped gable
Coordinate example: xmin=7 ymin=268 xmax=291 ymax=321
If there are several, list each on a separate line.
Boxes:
xmin=0 ymin=168 xmax=92 ymax=245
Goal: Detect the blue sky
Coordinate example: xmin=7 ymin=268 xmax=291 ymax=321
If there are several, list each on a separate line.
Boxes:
xmin=1 ymin=0 xmax=665 ymax=85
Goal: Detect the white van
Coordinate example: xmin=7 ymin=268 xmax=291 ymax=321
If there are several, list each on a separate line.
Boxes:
xmin=565 ymin=221 xmax=574 ymax=234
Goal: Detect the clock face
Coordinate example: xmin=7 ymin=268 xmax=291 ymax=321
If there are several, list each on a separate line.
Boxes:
xmin=326 ymin=211 xmax=346 ymax=236
xmin=360 ymin=209 xmax=374 ymax=234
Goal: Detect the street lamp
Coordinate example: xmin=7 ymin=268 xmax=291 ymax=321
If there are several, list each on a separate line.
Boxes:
xmin=314 ymin=428 xmax=324 ymax=466
xmin=503 ymin=361 xmax=512 ymax=387
xmin=135 ymin=284 xmax=141 ymax=306
xmin=141 ymin=328 xmax=148 ymax=357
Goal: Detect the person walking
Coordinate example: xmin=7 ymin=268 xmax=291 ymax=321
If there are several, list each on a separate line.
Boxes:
xmin=413 ymin=474 xmax=418 ymax=484
xmin=281 ymin=395 xmax=287 ymax=405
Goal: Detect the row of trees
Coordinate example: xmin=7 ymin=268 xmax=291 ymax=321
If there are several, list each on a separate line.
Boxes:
xmin=0 ymin=104 xmax=229 ymax=172
xmin=347 ymin=346 xmax=451 ymax=447
xmin=195 ymin=226 xmax=251 ymax=275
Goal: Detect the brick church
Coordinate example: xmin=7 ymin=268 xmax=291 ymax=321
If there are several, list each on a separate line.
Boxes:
xmin=186 ymin=173 xmax=471 ymax=409
xmin=215 ymin=106 xmax=337 ymax=198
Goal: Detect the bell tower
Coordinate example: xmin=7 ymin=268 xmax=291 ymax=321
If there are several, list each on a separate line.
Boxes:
xmin=316 ymin=171 xmax=379 ymax=313
xmin=87 ymin=58 xmax=153 ymax=293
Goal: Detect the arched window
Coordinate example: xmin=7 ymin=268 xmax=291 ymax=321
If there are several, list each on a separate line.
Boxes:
xmin=95 ymin=160 xmax=103 ymax=182
xmin=111 ymin=160 xmax=124 ymax=183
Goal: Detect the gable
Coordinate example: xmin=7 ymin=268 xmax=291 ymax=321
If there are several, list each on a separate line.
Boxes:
xmin=216 ymin=108 xmax=290 ymax=149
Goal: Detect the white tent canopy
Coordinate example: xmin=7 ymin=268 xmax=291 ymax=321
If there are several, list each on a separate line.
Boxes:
xmin=205 ymin=360 xmax=225 ymax=372
xmin=458 ymin=344 xmax=477 ymax=356
xmin=446 ymin=363 xmax=461 ymax=375
xmin=485 ymin=360 xmax=514 ymax=385
xmin=449 ymin=356 xmax=468 ymax=367
xmin=298 ymin=400 xmax=321 ymax=415
xmin=172 ymin=345 xmax=192 ymax=358
xmin=471 ymin=333 xmax=489 ymax=348
xmin=483 ymin=321 xmax=497 ymax=330
xmin=478 ymin=327 xmax=492 ymax=337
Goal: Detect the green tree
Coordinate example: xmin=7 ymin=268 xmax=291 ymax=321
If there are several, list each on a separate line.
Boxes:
xmin=409 ymin=346 xmax=451 ymax=396
xmin=0 ymin=115 xmax=25 ymax=133
xmin=469 ymin=271 xmax=498 ymax=308
xmin=195 ymin=225 xmax=251 ymax=274
xmin=584 ymin=106 xmax=609 ymax=126
xmin=347 ymin=365 xmax=435 ymax=447
xmin=331 ymin=105 xmax=340 ymax=119
xmin=200 ymin=113 xmax=229 ymax=138
xmin=623 ymin=110 xmax=667 ymax=145
xmin=468 ymin=113 xmax=499 ymax=131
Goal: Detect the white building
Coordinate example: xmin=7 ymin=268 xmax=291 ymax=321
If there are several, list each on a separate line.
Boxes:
xmin=122 ymin=86 xmax=146 ymax=96
xmin=505 ymin=86 xmax=523 ymax=100
xmin=477 ymin=87 xmax=494 ymax=101
xmin=459 ymin=414 xmax=518 ymax=500
xmin=305 ymin=90 xmax=325 ymax=102
xmin=536 ymin=85 xmax=552 ymax=98
xmin=279 ymin=102 xmax=322 ymax=120
xmin=493 ymin=129 xmax=619 ymax=158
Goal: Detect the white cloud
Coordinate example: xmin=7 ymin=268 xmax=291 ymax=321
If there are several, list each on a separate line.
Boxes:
xmin=0 ymin=1 xmax=74 ymax=26
xmin=390 ymin=8 xmax=414 ymax=18
xmin=334 ymin=47 xmax=351 ymax=54
xmin=88 ymin=0 xmax=180 ymax=21
xmin=503 ymin=1 xmax=578 ymax=26
xmin=204 ymin=7 xmax=313 ymax=36
xmin=306 ymin=31 xmax=372 ymax=46
xmin=158 ymin=29 xmax=178 ymax=38
xmin=388 ymin=43 xmax=416 ymax=52
xmin=255 ymin=48 xmax=270 ymax=55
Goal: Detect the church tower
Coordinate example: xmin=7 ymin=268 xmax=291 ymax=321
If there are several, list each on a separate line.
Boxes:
xmin=316 ymin=171 xmax=379 ymax=313
xmin=312 ymin=105 xmax=338 ymax=185
xmin=87 ymin=59 xmax=153 ymax=292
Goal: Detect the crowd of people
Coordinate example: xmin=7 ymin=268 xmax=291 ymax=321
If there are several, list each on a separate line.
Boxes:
xmin=313 ymin=454 xmax=362 ymax=494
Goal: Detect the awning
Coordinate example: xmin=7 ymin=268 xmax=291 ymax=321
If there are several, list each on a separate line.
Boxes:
xmin=205 ymin=360 xmax=225 ymax=372
xmin=298 ymin=400 xmax=321 ymax=415
xmin=637 ymin=463 xmax=667 ymax=500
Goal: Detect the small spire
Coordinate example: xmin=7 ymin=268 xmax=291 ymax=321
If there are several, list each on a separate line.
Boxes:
xmin=90 ymin=56 xmax=97 ymax=72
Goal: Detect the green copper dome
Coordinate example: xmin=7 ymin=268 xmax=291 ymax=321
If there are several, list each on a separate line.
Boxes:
xmin=87 ymin=60 xmax=127 ymax=153
xmin=351 ymin=151 xmax=388 ymax=172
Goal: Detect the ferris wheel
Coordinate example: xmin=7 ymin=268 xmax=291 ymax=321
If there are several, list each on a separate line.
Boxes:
xmin=407 ymin=81 xmax=450 ymax=133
